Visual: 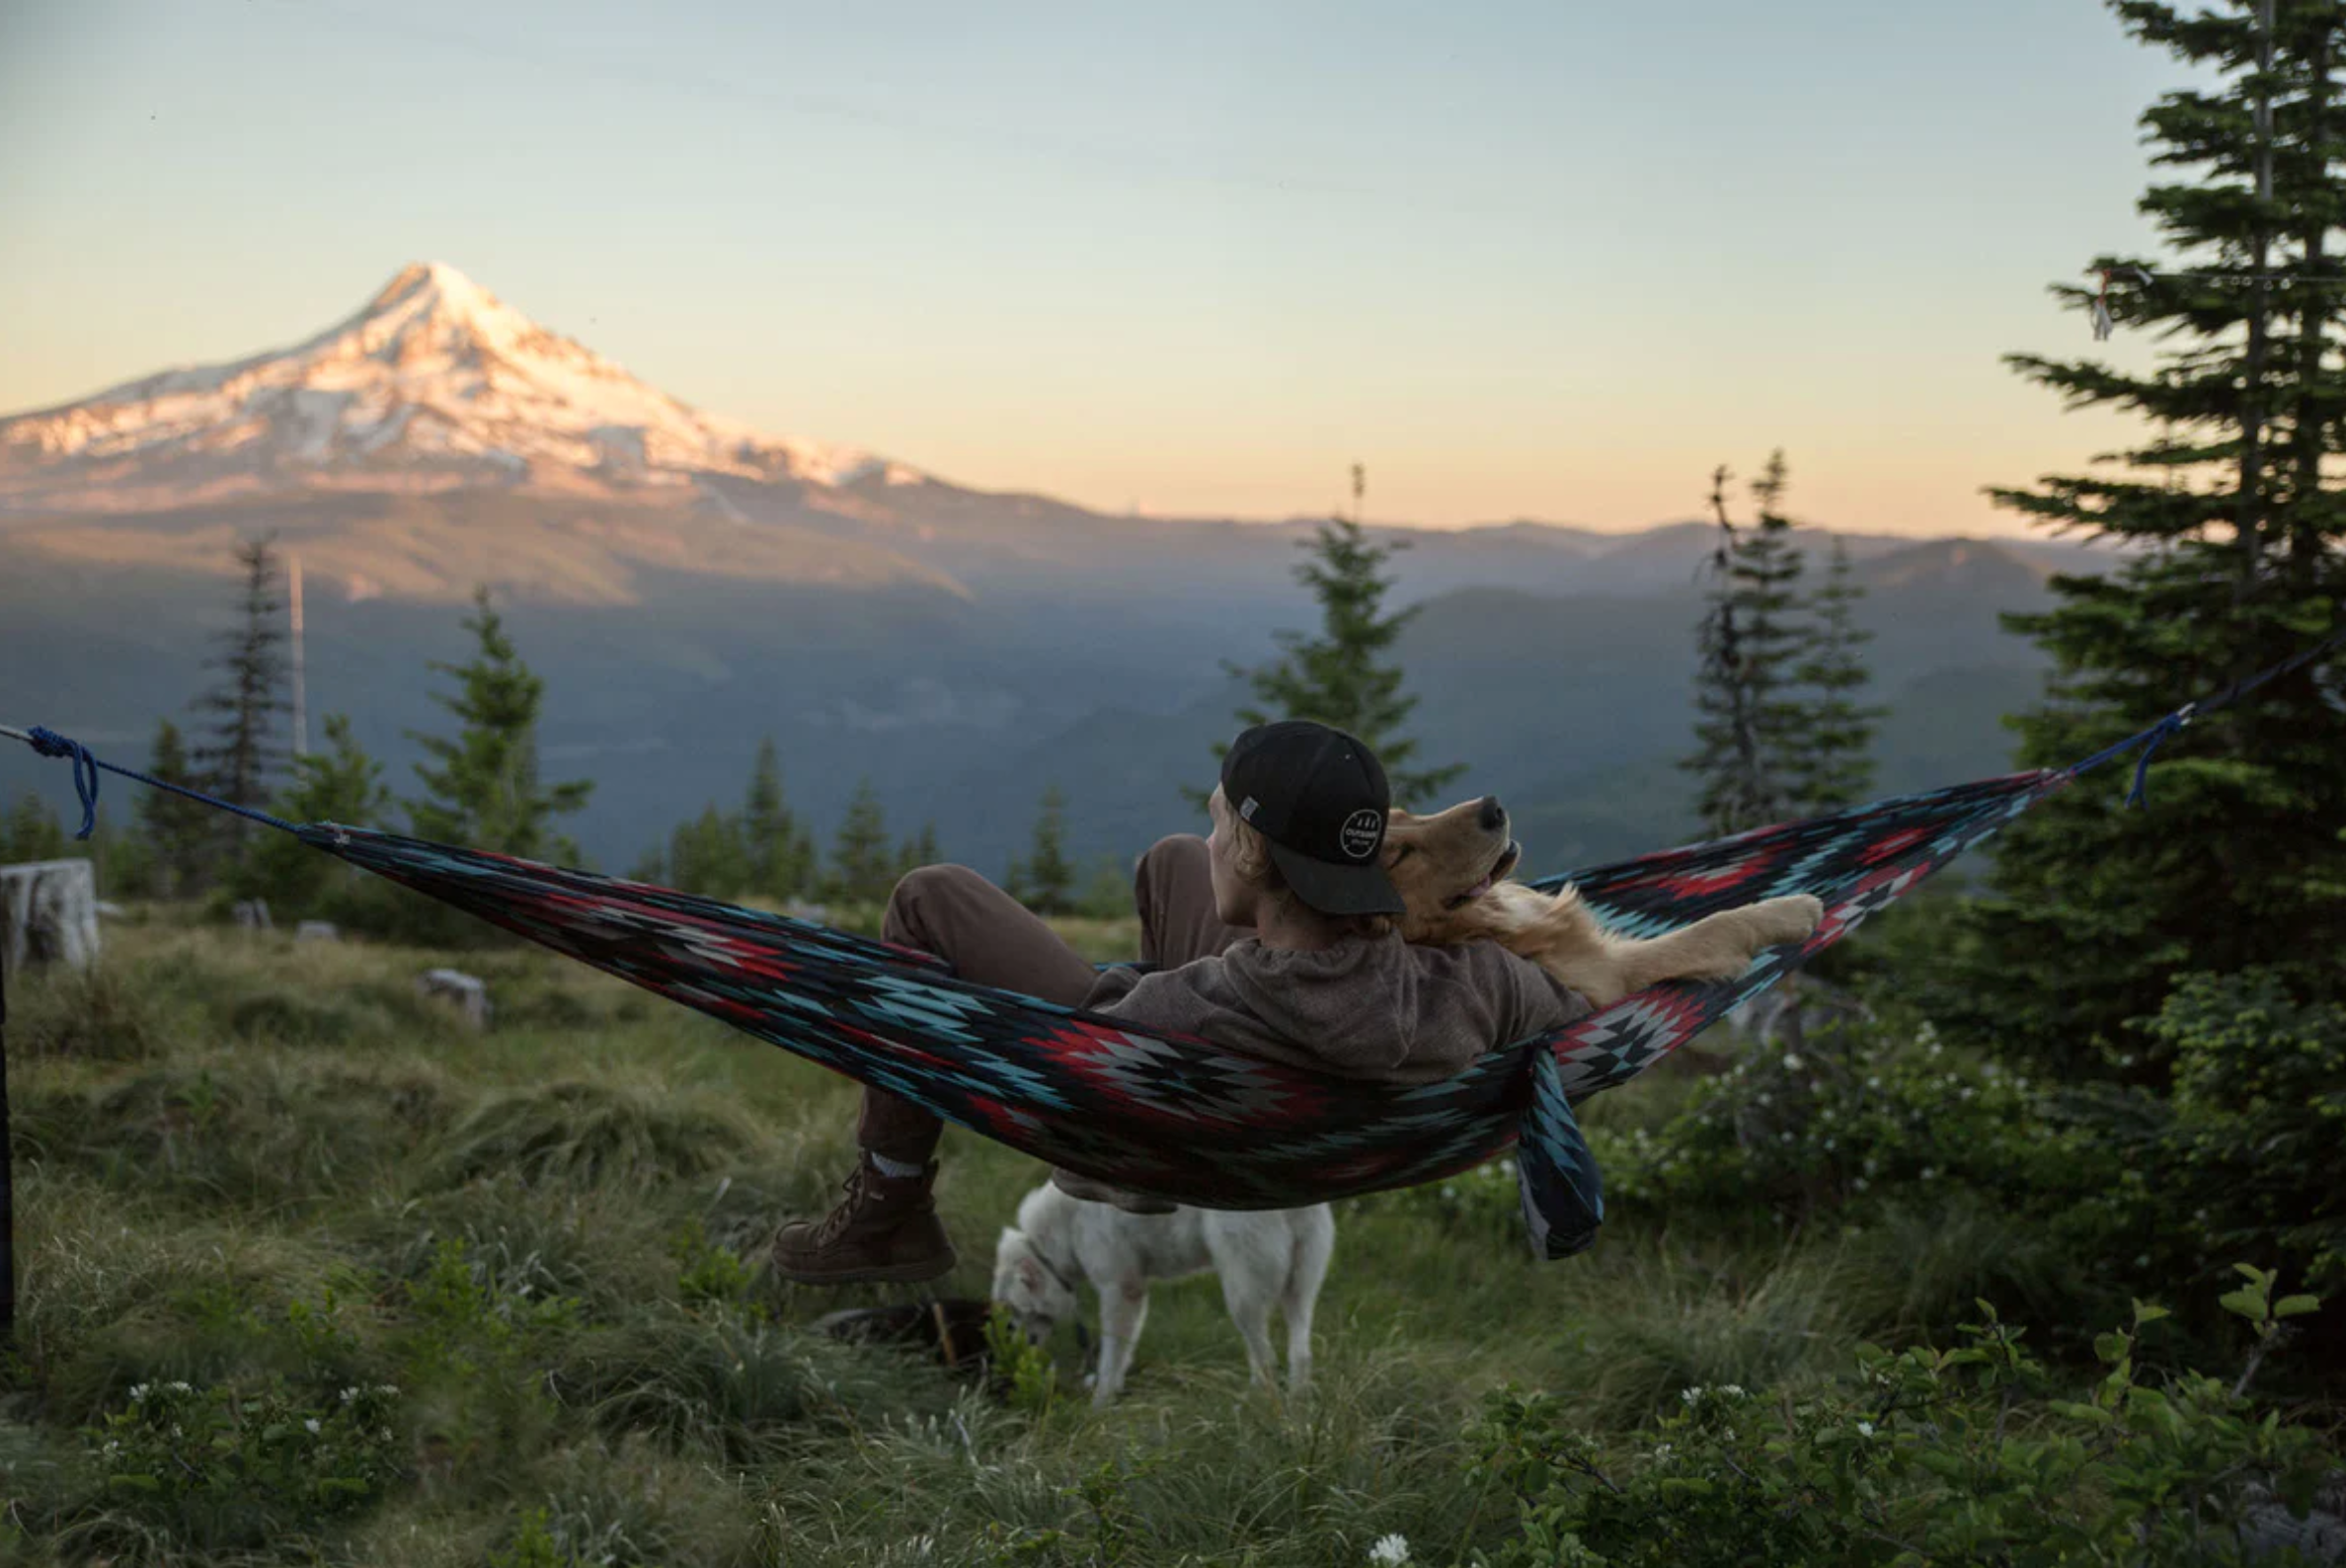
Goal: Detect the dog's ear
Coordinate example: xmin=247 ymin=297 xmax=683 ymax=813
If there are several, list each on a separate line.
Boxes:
xmin=1017 ymin=1256 xmax=1046 ymax=1293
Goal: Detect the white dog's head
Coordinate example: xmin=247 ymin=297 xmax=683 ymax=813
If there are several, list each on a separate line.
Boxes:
xmin=991 ymin=1225 xmax=1079 ymax=1344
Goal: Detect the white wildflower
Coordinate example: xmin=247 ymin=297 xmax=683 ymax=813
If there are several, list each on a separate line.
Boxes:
xmin=340 ymin=1386 xmax=359 ymax=1404
xmin=1441 ymin=1185 xmax=1458 ymax=1200
xmin=169 ymin=1381 xmax=191 ymax=1393
xmin=1780 ymin=1053 xmax=1804 ymax=1071
xmin=1856 ymin=1421 xmax=1875 ymax=1439
xmin=1368 ymin=1533 xmax=1413 ymax=1567
xmin=128 ymin=1383 xmax=150 ymax=1403
xmin=1866 ymin=1075 xmax=1882 ymax=1089
xmin=1853 ymin=1176 xmax=1869 ymax=1192
xmin=1959 ymin=1087 xmax=1976 ymax=1101
xmin=303 ymin=1418 xmax=321 ymax=1435
xmin=1920 ymin=1166 xmax=1937 ymax=1181
xmin=1681 ymin=1386 xmax=1704 ymax=1406
xmin=2135 ymin=1253 xmax=2150 ymax=1268
xmin=1720 ymin=1384 xmax=1747 ymax=1398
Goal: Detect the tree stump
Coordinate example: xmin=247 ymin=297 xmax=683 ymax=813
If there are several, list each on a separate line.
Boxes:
xmin=0 ymin=858 xmax=101 ymax=980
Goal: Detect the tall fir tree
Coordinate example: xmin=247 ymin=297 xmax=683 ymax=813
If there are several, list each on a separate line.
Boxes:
xmin=1217 ymin=490 xmax=1462 ymax=808
xmin=140 ymin=718 xmax=216 ymax=898
xmin=1938 ymin=0 xmax=2346 ymax=1071
xmin=406 ymin=587 xmax=592 ymax=862
xmin=1006 ymin=785 xmax=1076 ymax=915
xmin=741 ymin=737 xmax=814 ymax=899
xmin=2 ymin=791 xmax=66 ymax=864
xmin=1784 ymin=535 xmax=1883 ymax=815
xmin=825 ymin=778 xmax=898 ymax=904
xmin=1681 ymin=455 xmax=1811 ymax=836
xmin=668 ymin=803 xmax=746 ymax=896
xmin=242 ymin=713 xmax=392 ymax=909
xmin=189 ymin=536 xmax=289 ymax=850
xmin=898 ymin=822 xmax=941 ymax=881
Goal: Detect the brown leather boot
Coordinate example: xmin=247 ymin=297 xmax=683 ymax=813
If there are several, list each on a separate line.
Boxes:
xmin=771 ymin=1157 xmax=958 ymax=1285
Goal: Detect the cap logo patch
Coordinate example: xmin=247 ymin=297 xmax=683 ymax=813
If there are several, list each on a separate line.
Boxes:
xmin=1339 ymin=809 xmax=1382 ymax=861
xmin=1239 ymin=796 xmax=1260 ymax=823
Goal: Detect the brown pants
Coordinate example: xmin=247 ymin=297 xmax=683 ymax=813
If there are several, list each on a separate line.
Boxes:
xmin=858 ymin=833 xmax=1250 ymax=1164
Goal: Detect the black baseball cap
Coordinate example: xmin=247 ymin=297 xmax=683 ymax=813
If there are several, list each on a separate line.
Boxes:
xmin=1219 ymin=720 xmax=1407 ymax=916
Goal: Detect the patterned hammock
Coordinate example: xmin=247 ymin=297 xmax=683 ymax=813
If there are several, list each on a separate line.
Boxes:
xmin=281 ymin=766 xmax=2073 ymax=1259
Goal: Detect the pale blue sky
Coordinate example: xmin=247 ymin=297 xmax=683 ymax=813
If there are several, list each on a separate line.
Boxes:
xmin=1 ymin=0 xmax=2189 ymax=531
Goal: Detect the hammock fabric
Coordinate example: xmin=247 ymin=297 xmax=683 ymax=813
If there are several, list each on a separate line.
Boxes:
xmin=284 ymin=766 xmax=2071 ymax=1258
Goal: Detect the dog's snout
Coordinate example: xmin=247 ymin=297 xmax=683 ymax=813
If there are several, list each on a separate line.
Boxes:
xmin=1478 ymin=795 xmax=1507 ymax=832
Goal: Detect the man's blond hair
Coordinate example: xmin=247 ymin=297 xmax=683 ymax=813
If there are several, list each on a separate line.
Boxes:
xmin=1209 ymin=787 xmax=1392 ymax=938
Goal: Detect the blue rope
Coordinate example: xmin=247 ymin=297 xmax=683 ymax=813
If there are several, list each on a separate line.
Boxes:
xmin=2066 ymin=703 xmax=2196 ymax=808
xmin=5 ymin=725 xmax=299 ymax=838
xmin=26 ymin=726 xmax=102 ymax=839
xmin=2124 ymin=706 xmax=2193 ymax=808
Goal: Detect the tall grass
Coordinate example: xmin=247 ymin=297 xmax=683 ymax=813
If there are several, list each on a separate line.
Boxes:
xmin=2 ymin=914 xmax=2330 ymax=1566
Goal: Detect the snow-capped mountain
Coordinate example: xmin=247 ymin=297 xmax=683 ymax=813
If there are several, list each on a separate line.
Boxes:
xmin=0 ymin=261 xmax=924 ymax=512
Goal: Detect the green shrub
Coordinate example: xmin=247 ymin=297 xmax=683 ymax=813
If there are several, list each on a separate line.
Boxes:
xmin=2121 ymin=971 xmax=2346 ymax=1294
xmin=68 ymin=1378 xmax=404 ymax=1556
xmin=1598 ymin=1018 xmax=2083 ymax=1227
xmin=1466 ymin=1277 xmax=2336 ymax=1567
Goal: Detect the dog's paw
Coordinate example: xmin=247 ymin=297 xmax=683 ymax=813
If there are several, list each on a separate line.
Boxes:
xmin=1752 ymin=895 xmax=1825 ymax=946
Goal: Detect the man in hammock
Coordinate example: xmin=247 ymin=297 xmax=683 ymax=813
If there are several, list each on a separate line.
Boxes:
xmin=771 ymin=719 xmax=1597 ymax=1286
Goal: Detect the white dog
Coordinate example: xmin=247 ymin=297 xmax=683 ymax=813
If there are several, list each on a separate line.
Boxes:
xmin=991 ymin=1182 xmax=1334 ymax=1406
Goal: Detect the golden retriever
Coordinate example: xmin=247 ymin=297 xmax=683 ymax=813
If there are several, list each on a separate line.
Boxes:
xmin=1381 ymin=795 xmax=1823 ymax=1008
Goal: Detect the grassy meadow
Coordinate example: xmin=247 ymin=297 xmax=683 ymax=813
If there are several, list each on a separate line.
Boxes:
xmin=1 ymin=906 xmax=2338 ymax=1566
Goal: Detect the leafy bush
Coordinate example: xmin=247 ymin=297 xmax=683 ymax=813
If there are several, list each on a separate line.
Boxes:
xmin=1466 ymin=1277 xmax=2335 ymax=1567
xmin=1597 ymin=1018 xmax=2083 ymax=1226
xmin=69 ymin=1378 xmax=404 ymax=1555
xmin=2110 ymin=971 xmax=2346 ymax=1294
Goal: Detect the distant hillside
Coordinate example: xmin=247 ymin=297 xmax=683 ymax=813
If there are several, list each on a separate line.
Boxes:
xmin=0 ymin=260 xmax=2111 ymax=879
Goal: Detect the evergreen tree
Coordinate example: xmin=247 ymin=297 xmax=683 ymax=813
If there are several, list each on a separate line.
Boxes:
xmin=1218 ymin=512 xmax=1463 ymax=808
xmin=139 ymin=719 xmax=216 ymax=899
xmin=189 ymin=536 xmax=289 ymax=849
xmin=406 ymin=587 xmax=592 ymax=862
xmin=1681 ymin=455 xmax=1811 ymax=836
xmin=1785 ymin=535 xmax=1883 ymax=815
xmin=897 ymin=821 xmax=941 ymax=881
xmin=1938 ymin=0 xmax=2346 ymax=1072
xmin=242 ymin=713 xmax=392 ymax=909
xmin=1075 ymin=855 xmax=1135 ymax=920
xmin=825 ymin=778 xmax=897 ymax=904
xmin=667 ymin=804 xmax=745 ymax=896
xmin=741 ymin=737 xmax=813 ymax=899
xmin=2 ymin=790 xmax=66 ymax=864
xmin=1007 ymin=785 xmax=1076 ymax=915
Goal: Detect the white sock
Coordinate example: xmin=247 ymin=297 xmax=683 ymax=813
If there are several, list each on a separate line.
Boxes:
xmin=867 ymin=1151 xmax=925 ymax=1180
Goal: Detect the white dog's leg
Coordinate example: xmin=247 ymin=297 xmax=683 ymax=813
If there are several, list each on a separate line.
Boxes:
xmin=1280 ymin=1208 xmax=1336 ymax=1394
xmin=1214 ymin=1257 xmax=1282 ymax=1390
xmin=1091 ymin=1282 xmax=1151 ymax=1407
